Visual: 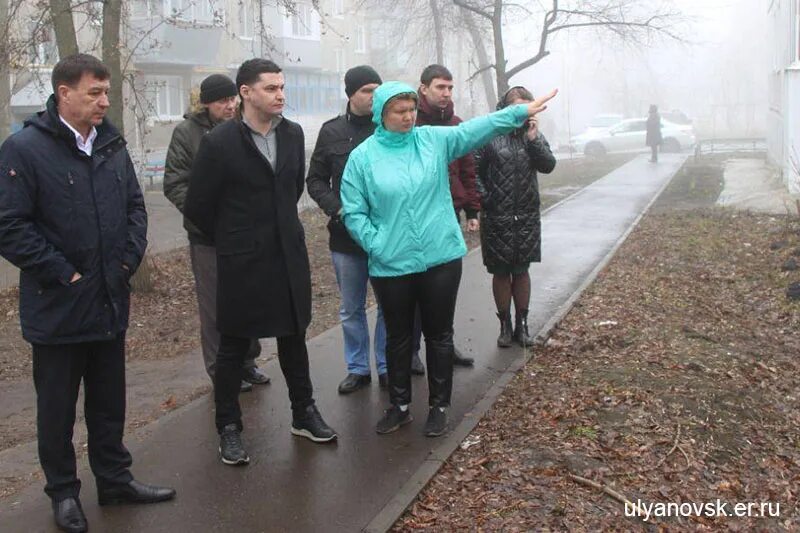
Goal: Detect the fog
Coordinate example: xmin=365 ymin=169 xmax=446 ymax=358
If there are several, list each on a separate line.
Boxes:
xmin=479 ymin=0 xmax=768 ymax=146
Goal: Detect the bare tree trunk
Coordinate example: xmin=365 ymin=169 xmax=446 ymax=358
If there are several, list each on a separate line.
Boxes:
xmin=0 ymin=0 xmax=11 ymax=143
xmin=429 ymin=0 xmax=444 ymax=64
xmin=102 ymin=0 xmax=123 ymax=132
xmin=49 ymin=0 xmax=79 ymax=57
xmin=491 ymin=0 xmax=508 ymax=96
xmin=460 ymin=9 xmax=495 ymax=110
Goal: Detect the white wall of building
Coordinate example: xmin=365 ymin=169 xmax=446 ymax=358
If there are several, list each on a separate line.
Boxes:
xmin=767 ymin=0 xmax=800 ymax=194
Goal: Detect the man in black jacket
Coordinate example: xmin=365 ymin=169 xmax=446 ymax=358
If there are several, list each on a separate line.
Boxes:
xmin=185 ymin=59 xmax=337 ymax=466
xmin=164 ymin=73 xmax=269 ymax=392
xmin=307 ymin=65 xmax=387 ymax=394
xmin=0 ymin=54 xmax=174 ymax=533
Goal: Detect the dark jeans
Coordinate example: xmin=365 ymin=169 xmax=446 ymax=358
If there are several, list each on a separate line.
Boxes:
xmin=32 ymin=334 xmax=133 ymax=502
xmin=372 ymin=259 xmax=462 ymax=407
xmin=189 ymin=243 xmax=259 ymax=379
xmin=215 ymin=332 xmax=314 ymax=433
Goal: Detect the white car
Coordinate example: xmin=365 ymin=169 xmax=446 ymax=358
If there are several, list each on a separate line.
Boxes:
xmin=570 ymin=118 xmax=696 ymax=157
xmin=585 ymin=113 xmax=624 ymax=134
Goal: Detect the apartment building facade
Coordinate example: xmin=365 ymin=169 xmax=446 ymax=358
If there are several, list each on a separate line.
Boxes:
xmin=767 ymin=0 xmax=800 ymax=193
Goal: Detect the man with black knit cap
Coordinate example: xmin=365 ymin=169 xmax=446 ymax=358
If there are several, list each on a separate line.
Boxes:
xmin=307 ymin=65 xmax=387 ymax=394
xmin=164 ymin=73 xmax=269 ymax=392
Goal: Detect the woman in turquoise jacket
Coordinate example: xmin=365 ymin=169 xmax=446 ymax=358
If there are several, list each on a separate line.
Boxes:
xmin=340 ymin=81 xmax=556 ymax=437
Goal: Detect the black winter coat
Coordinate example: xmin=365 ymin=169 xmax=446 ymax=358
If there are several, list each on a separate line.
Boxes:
xmin=646 ymin=113 xmax=662 ymax=147
xmin=163 ymin=110 xmax=216 ymax=245
xmin=306 ymin=104 xmax=374 ymax=256
xmin=184 ymin=117 xmax=311 ymax=338
xmin=0 ymin=96 xmax=147 ymax=344
xmin=476 ymin=130 xmax=556 ymax=268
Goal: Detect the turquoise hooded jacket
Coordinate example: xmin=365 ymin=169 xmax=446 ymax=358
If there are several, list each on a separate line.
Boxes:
xmin=340 ymin=81 xmax=530 ymax=277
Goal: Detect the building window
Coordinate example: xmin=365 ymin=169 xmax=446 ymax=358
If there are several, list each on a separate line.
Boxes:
xmin=331 ymin=0 xmax=344 ymax=17
xmin=130 ymin=0 xmax=161 ymax=18
xmin=145 ymin=76 xmax=185 ymax=119
xmin=28 ymin=23 xmax=58 ymax=65
xmin=354 ymin=24 xmax=366 ymax=53
xmin=238 ymin=0 xmax=254 ymax=38
xmin=334 ymin=48 xmax=345 ymax=73
xmin=163 ymin=0 xmax=217 ymax=24
xmin=289 ymin=3 xmax=316 ymax=38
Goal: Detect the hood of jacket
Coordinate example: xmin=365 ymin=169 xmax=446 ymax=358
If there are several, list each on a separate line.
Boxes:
xmin=416 ymin=90 xmax=454 ymax=125
xmin=371 ymin=81 xmax=418 ymax=147
xmin=26 ymin=94 xmax=122 ymax=149
xmin=186 ymin=109 xmax=216 ymax=129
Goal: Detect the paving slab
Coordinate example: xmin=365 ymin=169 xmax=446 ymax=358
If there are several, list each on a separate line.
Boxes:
xmin=0 ymin=154 xmax=687 ymax=532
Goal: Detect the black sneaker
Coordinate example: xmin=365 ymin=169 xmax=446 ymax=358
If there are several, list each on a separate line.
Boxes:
xmin=376 ymin=405 xmax=413 ymax=434
xmin=423 ymin=407 xmax=447 ymax=437
xmin=219 ymin=424 xmax=249 ymax=466
xmin=291 ymin=405 xmax=338 ymax=443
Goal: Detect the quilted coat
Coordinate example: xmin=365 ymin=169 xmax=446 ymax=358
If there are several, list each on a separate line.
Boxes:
xmin=476 ymin=127 xmax=556 ymax=269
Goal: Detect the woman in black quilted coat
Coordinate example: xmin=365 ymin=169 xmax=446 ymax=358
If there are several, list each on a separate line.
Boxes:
xmin=476 ymin=86 xmax=556 ymax=347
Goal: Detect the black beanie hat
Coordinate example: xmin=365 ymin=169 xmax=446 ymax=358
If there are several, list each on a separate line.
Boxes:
xmin=200 ymin=74 xmax=237 ymax=104
xmin=344 ymin=65 xmax=382 ymax=98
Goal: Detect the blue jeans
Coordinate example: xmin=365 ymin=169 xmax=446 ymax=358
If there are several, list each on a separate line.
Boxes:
xmin=331 ymin=251 xmax=387 ymax=376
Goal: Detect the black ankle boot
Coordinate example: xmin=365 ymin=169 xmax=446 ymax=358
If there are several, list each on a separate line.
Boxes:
xmin=513 ymin=309 xmax=534 ymax=347
xmin=496 ymin=311 xmax=513 ymax=347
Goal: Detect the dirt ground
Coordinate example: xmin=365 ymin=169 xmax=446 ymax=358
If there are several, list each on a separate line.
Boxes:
xmin=0 ymin=153 xmax=630 ymax=501
xmin=395 ymin=155 xmax=800 ymax=531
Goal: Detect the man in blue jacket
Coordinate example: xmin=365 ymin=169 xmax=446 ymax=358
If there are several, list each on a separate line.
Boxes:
xmin=0 ymin=54 xmax=175 ymax=533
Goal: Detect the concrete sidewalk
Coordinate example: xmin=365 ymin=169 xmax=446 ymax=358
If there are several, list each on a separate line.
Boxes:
xmin=0 ymin=154 xmax=687 ymax=532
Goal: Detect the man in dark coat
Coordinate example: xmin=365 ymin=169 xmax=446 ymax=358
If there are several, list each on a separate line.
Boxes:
xmin=0 ymin=54 xmax=175 ymax=533
xmin=163 ymin=73 xmax=269 ymax=392
xmin=307 ymin=65 xmax=388 ymax=395
xmin=185 ymin=58 xmax=337 ymax=466
xmin=413 ymin=64 xmax=476 ymax=369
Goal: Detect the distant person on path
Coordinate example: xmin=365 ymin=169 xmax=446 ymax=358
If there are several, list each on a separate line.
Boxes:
xmin=646 ymin=104 xmax=662 ymax=163
xmin=340 ymin=81 xmax=556 ymax=437
xmin=185 ymin=59 xmax=337 ymax=467
xmin=164 ymin=73 xmax=269 ymax=393
xmin=307 ymin=65 xmax=389 ymax=394
xmin=0 ymin=53 xmax=175 ymax=533
xmin=412 ymin=63 xmax=478 ymax=373
xmin=475 ymin=86 xmax=556 ymax=348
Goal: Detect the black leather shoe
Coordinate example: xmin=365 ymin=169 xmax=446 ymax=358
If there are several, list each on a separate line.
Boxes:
xmin=239 ymin=380 xmax=253 ymax=393
xmin=378 ymin=373 xmax=388 ymax=389
xmin=97 ymin=479 xmax=176 ymax=506
xmin=292 ymin=404 xmax=338 ymax=443
xmin=52 ymin=497 xmax=87 ymax=533
xmin=453 ymin=347 xmax=474 ymax=367
xmin=410 ymin=353 xmax=425 ymax=375
xmin=337 ymin=373 xmax=371 ymax=394
xmin=242 ymin=367 xmax=271 ymax=385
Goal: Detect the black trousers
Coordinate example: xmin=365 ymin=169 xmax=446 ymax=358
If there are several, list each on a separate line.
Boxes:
xmin=32 ymin=334 xmax=133 ymax=502
xmin=372 ymin=259 xmax=462 ymax=407
xmin=215 ymin=332 xmax=314 ymax=433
